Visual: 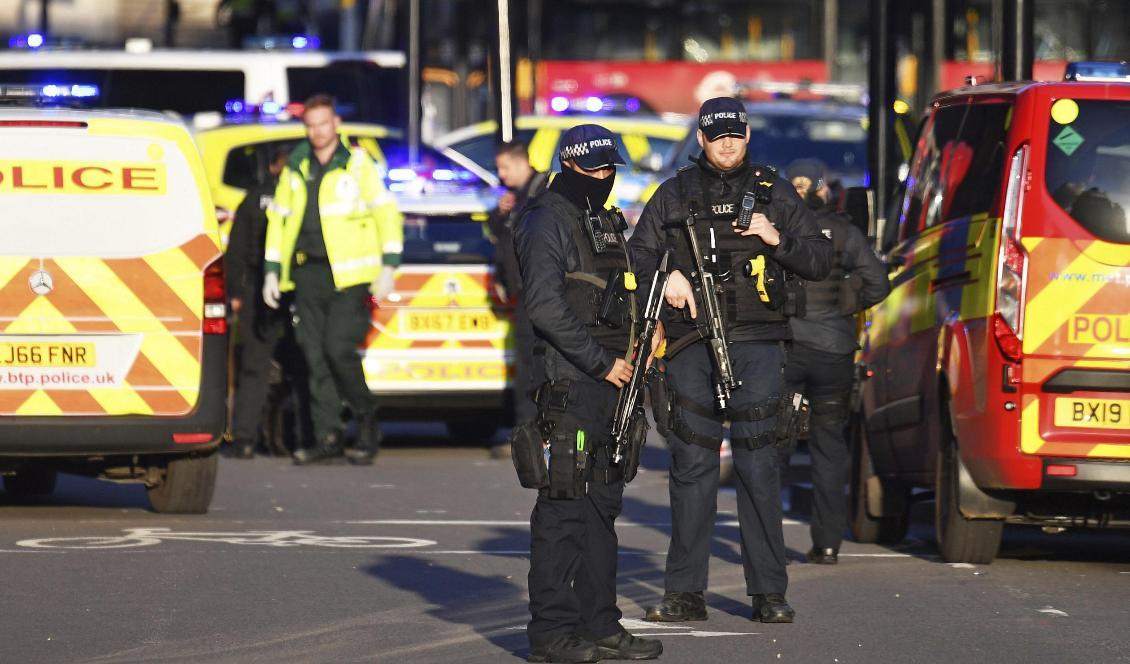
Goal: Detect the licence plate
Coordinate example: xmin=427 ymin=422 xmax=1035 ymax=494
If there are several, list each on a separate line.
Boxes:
xmin=1054 ymin=397 xmax=1130 ymax=430
xmin=0 ymin=342 xmax=95 ymax=367
xmin=402 ymin=311 xmax=497 ymax=334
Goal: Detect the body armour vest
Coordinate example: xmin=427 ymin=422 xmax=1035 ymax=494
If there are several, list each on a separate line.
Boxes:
xmin=799 ymin=207 xmax=859 ymax=317
xmin=670 ymin=165 xmax=788 ymax=327
xmin=536 ymin=192 xmax=638 ymax=355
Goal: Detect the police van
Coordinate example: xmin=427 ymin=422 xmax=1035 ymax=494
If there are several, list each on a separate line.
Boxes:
xmin=0 ymin=85 xmax=226 ymax=513
xmin=855 ymin=63 xmax=1130 ymax=562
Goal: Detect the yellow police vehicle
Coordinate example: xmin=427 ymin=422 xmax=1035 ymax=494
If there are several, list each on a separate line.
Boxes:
xmin=195 ymin=117 xmax=514 ymax=440
xmin=433 ymin=114 xmax=689 ymax=220
xmin=0 ymin=85 xmax=226 ymax=512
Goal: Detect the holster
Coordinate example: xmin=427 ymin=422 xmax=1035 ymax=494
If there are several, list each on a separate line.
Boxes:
xmin=621 ymin=409 xmax=649 ymax=484
xmin=596 ymin=268 xmax=631 ymax=329
xmin=782 ymin=276 xmax=807 ymax=318
xmin=533 ymin=380 xmax=589 ymax=500
xmin=646 ymin=364 xmax=673 ymax=437
xmin=774 ymin=391 xmax=812 ymax=447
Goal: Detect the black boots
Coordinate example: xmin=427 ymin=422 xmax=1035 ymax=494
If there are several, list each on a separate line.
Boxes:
xmin=293 ymin=432 xmax=344 ymax=465
xmin=527 ymin=635 xmax=600 ymax=663
xmin=592 ymin=630 xmax=663 ymax=660
xmin=644 ymin=591 xmax=707 ymax=622
xmin=806 ymin=546 xmax=838 ymax=564
xmin=751 ymin=593 xmax=796 ymax=623
xmin=345 ymin=411 xmax=382 ymax=465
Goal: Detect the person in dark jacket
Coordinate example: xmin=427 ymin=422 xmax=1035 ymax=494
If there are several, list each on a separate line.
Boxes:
xmin=515 ymin=124 xmax=663 ymax=663
xmin=226 ymin=145 xmax=294 ymax=459
xmin=488 ymin=141 xmax=549 ymax=426
xmin=631 ymin=98 xmax=833 ymax=625
xmin=782 ymin=158 xmax=891 ymax=564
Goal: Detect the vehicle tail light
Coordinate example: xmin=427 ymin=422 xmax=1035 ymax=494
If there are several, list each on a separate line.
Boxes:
xmin=994 ymin=145 xmax=1029 ymax=361
xmin=0 ymin=120 xmax=88 ymax=128
xmin=172 ymin=433 xmax=213 ymax=444
xmin=203 ymin=257 xmax=227 ymax=335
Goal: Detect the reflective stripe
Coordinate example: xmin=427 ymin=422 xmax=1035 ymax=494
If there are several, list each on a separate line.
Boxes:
xmin=268 ymin=202 xmax=292 ymax=216
xmin=333 ymin=256 xmax=381 ymax=272
xmin=265 ymin=248 xmax=282 ymax=262
xmin=320 ymin=201 xmax=358 ymax=216
xmin=370 ymin=192 xmax=395 ymax=206
xmin=383 ymin=241 xmax=404 ymax=254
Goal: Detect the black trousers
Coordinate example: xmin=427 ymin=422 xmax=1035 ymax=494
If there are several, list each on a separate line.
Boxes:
xmin=783 ymin=344 xmax=854 ymax=551
xmin=664 ymin=341 xmax=788 ymax=596
xmin=527 ymin=372 xmax=624 ymax=648
xmin=291 ymin=262 xmax=377 ymax=442
xmin=231 ymin=288 xmax=280 ymax=444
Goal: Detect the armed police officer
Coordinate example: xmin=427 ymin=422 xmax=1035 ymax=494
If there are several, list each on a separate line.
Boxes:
xmin=630 ymin=98 xmax=832 ymax=624
xmin=513 ymin=125 xmax=663 ymax=663
xmin=781 ymin=159 xmax=890 ymax=564
xmin=263 ymin=94 xmax=403 ymax=466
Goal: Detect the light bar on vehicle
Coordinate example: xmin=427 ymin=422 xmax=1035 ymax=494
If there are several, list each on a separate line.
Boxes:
xmin=242 ymin=34 xmax=322 ymax=51
xmin=8 ymin=32 xmax=45 ymax=49
xmin=735 ymin=80 xmax=867 ymax=102
xmin=0 ymin=83 xmax=101 ymax=102
xmin=223 ymin=99 xmax=290 ymax=120
xmin=547 ymin=95 xmax=645 ymax=115
xmin=1064 ymin=61 xmax=1130 ymax=82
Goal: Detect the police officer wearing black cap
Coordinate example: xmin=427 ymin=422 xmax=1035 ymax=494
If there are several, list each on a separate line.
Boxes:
xmin=781 ymin=158 xmax=890 ymax=565
xmin=514 ymin=124 xmax=663 ymax=663
xmin=630 ymin=97 xmax=832 ymax=624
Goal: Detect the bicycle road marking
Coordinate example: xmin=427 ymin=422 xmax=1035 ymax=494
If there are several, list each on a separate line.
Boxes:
xmin=16 ymin=527 xmax=437 ymax=550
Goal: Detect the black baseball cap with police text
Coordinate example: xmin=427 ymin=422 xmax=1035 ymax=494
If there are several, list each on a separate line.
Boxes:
xmin=558 ymin=124 xmax=627 ymax=170
xmin=698 ymin=97 xmax=748 ymax=142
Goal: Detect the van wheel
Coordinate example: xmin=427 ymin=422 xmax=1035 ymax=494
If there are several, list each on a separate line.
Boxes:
xmin=3 ymin=468 xmax=58 ymax=497
xmin=147 ymin=453 xmax=218 ymax=514
xmin=446 ymin=418 xmax=499 ymax=444
xmin=935 ymin=411 xmax=1003 ymax=564
xmin=849 ymin=416 xmax=909 ymax=544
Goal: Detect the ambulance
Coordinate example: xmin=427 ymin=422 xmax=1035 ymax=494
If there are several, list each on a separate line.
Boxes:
xmin=0 ymin=87 xmax=226 ymax=513
xmin=855 ymin=63 xmax=1130 ymax=562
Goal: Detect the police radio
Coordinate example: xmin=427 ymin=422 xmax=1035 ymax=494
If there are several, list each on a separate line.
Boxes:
xmin=583 ymin=206 xmax=629 ymax=254
xmin=735 ymin=169 xmax=776 ymax=230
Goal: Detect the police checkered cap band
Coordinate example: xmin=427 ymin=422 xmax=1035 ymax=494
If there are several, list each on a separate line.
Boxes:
xmin=698 ymin=96 xmax=748 ymax=142
xmin=558 ymin=123 xmax=627 ymax=170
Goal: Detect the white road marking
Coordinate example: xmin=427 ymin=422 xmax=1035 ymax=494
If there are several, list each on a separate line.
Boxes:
xmin=343 ymin=518 xmax=805 ymax=526
xmin=510 ymin=619 xmax=759 ymax=639
xmin=949 ymin=563 xmax=976 ymax=569
xmin=1038 ymin=607 xmax=1069 ymax=617
xmin=838 ymin=553 xmax=914 ymax=558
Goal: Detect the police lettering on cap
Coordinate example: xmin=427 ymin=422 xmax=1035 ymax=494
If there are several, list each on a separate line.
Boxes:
xmin=558 ymin=124 xmax=627 ymax=171
xmin=698 ymin=97 xmax=748 ymax=142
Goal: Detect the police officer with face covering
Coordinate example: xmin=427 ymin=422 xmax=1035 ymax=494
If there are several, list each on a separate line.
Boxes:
xmin=782 ymin=158 xmax=890 ymax=565
xmin=630 ymin=98 xmax=833 ymax=624
xmin=514 ymin=124 xmax=664 ymax=663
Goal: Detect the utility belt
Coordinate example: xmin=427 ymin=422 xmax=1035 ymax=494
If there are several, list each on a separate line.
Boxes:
xmin=293 ymin=250 xmax=330 ymax=267
xmin=509 ymin=380 xmax=640 ymax=499
xmin=649 ymin=371 xmax=810 ymax=451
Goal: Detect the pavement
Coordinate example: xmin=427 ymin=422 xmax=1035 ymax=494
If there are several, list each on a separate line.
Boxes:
xmin=2 ymin=423 xmax=1129 ymax=664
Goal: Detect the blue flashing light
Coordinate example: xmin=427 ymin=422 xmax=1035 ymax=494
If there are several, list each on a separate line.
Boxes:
xmin=432 ymin=168 xmax=455 ymax=181
xmin=41 ymin=84 xmax=64 ymax=98
xmin=550 ymin=96 xmax=569 ymax=113
xmin=261 ymin=100 xmax=282 ymax=115
xmin=585 ymin=96 xmax=604 ymax=113
xmin=388 ymin=168 xmax=418 ymax=182
xmin=27 ymin=33 xmax=45 ymax=49
xmin=9 ymin=33 xmax=46 ymax=49
xmin=225 ymin=100 xmax=245 ymax=114
xmin=625 ymin=97 xmax=641 ymax=113
xmin=290 ymin=34 xmax=320 ymax=50
xmin=70 ymin=84 xmax=99 ymax=98
xmin=1064 ymin=61 xmax=1130 ymax=82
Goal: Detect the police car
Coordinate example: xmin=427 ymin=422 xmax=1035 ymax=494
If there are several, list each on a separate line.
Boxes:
xmin=194 ymin=116 xmax=515 ymax=441
xmin=433 ymin=114 xmax=689 ymax=221
xmin=855 ymin=62 xmax=1130 ymax=563
xmin=0 ymin=85 xmax=226 ymax=512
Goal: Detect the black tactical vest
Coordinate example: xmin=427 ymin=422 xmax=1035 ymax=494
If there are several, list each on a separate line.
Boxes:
xmin=538 ymin=193 xmax=638 ymax=355
xmin=670 ymin=165 xmax=787 ymax=327
xmin=799 ymin=207 xmax=855 ymax=316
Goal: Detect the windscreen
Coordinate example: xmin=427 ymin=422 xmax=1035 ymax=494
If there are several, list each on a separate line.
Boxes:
xmin=2 ymin=69 xmax=244 ymax=115
xmin=1045 ymin=99 xmax=1130 ymax=244
xmin=401 ymin=215 xmax=492 ymax=265
xmin=0 ymin=127 xmax=206 ymax=257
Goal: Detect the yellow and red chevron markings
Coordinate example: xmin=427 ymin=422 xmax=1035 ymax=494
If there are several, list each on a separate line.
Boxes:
xmin=0 ymin=234 xmax=221 ymax=417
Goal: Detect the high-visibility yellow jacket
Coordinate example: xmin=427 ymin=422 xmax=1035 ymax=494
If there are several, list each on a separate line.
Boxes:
xmin=264 ymin=139 xmax=403 ymax=292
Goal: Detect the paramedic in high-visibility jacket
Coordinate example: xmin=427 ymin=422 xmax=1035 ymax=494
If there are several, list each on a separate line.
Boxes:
xmin=263 ymin=94 xmax=403 ymax=466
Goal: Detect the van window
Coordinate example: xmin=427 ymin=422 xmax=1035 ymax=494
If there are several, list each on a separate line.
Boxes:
xmin=0 ymin=131 xmax=205 ymax=257
xmin=898 ymin=103 xmax=1011 ymax=241
xmin=223 ymin=140 xmax=300 ymax=190
xmin=448 ymin=129 xmax=538 ymax=174
xmin=3 ymin=69 xmax=244 ymax=115
xmin=1045 ymin=100 xmax=1130 ymax=244
xmin=402 ymin=216 xmax=492 ymax=265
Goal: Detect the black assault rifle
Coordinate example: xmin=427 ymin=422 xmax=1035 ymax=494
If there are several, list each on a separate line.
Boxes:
xmin=611 ymin=250 xmax=672 ymax=464
xmin=684 ymin=203 xmax=741 ymax=411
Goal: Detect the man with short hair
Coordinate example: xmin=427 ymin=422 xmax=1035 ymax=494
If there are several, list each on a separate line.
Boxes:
xmin=263 ymin=94 xmax=403 ymax=465
xmin=489 ymin=141 xmax=548 ymax=426
xmin=631 ymin=97 xmax=833 ymax=624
